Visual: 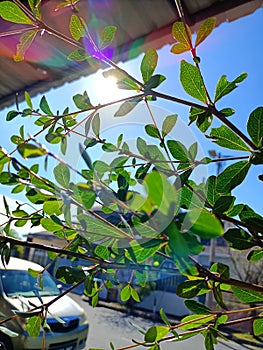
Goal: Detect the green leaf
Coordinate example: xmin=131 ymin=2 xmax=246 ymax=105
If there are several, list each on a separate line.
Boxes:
xmin=125 ymin=239 xmax=166 ymax=263
xmin=41 ymin=217 xmax=63 ymax=232
xmin=99 ymin=25 xmax=117 ymax=49
xmin=14 ymin=29 xmax=37 ymax=62
xmin=144 ymin=74 xmax=166 ymax=90
xmin=130 ymin=287 xmax=140 ymax=302
xmin=120 ymin=284 xmax=131 ymax=301
xmin=214 ymin=73 xmax=248 ymax=102
xmin=144 ymin=326 xmax=169 ymax=343
xmin=195 ymin=18 xmax=216 ymax=47
xmin=177 ymin=279 xmax=208 ymax=299
xmin=78 ymin=213 xmax=126 ymax=238
xmin=17 ymin=144 xmax=46 ymax=158
xmin=180 ymin=61 xmax=207 ymax=103
xmin=187 ymin=208 xmax=223 ymax=239
xmin=209 ymin=125 xmax=250 ymax=151
xmin=28 ymin=0 xmax=41 ymax=19
xmin=216 ymin=161 xmax=251 ymax=193
xmin=70 ymin=14 xmax=84 ymax=41
xmin=0 ymin=1 xmax=33 ymax=24
xmin=144 ymin=172 xmax=178 ymax=216
xmin=141 ymin=48 xmax=158 ymax=83
xmin=92 ymin=113 xmax=100 ymax=137
xmin=167 ymin=140 xmax=189 ymax=162
xmin=114 ymin=98 xmax=141 ymax=117
xmin=247 ymin=107 xmax=263 ymax=147
xmin=253 ymin=318 xmax=263 ymax=336
xmin=73 ymin=91 xmax=93 ymax=110
xmin=159 ymin=308 xmax=171 ymax=326
xmin=247 ymin=249 xmax=263 ymax=262
xmin=162 ymin=114 xmax=177 ymax=137
xmin=145 ymin=124 xmax=159 ymax=139
xmin=239 ymin=205 xmax=263 ymax=231
xmin=179 ymin=314 xmax=214 ymax=331
xmin=26 ymin=315 xmax=42 ymax=338
xmin=189 ymin=107 xmax=213 ymax=133
xmin=25 ymin=91 xmax=33 ymax=109
xmin=172 ymin=22 xmax=192 ymax=49
xmin=43 ymin=200 xmax=62 ymax=216
xmin=68 ymin=48 xmax=91 ymax=61
xmin=171 ymin=42 xmax=189 ymax=54
xmin=53 ymin=163 xmax=70 ymax=188
xmin=184 ymin=300 xmax=212 ymax=315
xmin=213 ymin=196 xmax=235 ymax=214
xmin=40 ymin=96 xmax=53 ymax=116
xmin=103 ymin=69 xmax=139 ymax=90
xmin=6 ymin=110 xmax=19 ymax=121
xmin=210 ymin=263 xmax=230 ymax=280
xmin=232 ymin=286 xmax=263 ymax=303
xmin=224 ymin=228 xmax=256 ymax=250
xmin=204 ymin=329 xmax=215 ymax=350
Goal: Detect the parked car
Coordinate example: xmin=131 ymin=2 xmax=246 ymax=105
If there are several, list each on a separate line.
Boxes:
xmin=0 ymin=257 xmax=89 ymax=350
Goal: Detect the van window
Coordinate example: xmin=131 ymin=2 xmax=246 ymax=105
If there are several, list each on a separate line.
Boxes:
xmin=0 ymin=270 xmax=60 ymax=297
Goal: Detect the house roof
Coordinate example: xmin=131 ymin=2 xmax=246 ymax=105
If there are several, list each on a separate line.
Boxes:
xmin=0 ymin=0 xmax=262 ymax=110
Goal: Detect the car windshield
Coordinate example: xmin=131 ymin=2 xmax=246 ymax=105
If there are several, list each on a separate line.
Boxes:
xmin=0 ymin=270 xmax=60 ymax=297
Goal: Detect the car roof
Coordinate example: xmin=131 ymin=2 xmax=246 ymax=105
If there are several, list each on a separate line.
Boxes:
xmin=0 ymin=257 xmax=43 ymax=271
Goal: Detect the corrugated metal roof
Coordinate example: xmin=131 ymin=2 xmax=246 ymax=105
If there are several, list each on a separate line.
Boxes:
xmin=0 ymin=0 xmax=262 ymax=110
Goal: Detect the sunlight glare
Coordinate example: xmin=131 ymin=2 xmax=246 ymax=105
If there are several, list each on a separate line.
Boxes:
xmin=95 ymin=76 xmax=120 ymax=103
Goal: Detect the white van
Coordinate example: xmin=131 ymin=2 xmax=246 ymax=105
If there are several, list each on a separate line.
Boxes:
xmin=0 ymin=257 xmax=89 ymax=350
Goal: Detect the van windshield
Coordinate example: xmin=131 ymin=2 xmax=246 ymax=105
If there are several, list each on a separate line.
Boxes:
xmin=0 ymin=270 xmax=60 ymax=297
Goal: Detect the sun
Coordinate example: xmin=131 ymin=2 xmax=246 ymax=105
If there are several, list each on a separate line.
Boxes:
xmin=94 ymin=75 xmax=120 ymax=103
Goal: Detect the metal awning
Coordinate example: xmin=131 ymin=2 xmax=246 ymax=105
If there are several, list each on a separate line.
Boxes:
xmin=0 ymin=0 xmax=262 ymax=110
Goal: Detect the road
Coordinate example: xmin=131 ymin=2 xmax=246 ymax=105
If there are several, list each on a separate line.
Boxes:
xmin=70 ymin=294 xmax=260 ymax=350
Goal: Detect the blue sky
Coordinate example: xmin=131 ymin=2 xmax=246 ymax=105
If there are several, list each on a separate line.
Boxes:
xmin=0 ymin=7 xmax=262 ymax=229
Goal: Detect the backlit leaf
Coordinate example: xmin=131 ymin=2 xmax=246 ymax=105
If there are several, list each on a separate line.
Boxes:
xmin=73 ymin=91 xmax=93 ymax=110
xmin=17 ymin=144 xmax=46 ymax=158
xmin=195 ymin=18 xmax=216 ymax=47
xmin=0 ymin=1 xmax=33 ymax=24
xmin=70 ymin=14 xmax=85 ymax=41
xmin=53 ymin=163 xmax=70 ymax=188
xmin=68 ymin=49 xmax=91 ymax=61
xmin=14 ymin=30 xmax=37 ymax=62
xmin=171 ymin=42 xmax=189 ymax=54
xmin=209 ymin=125 xmax=250 ymax=151
xmin=99 ymin=25 xmax=117 ymax=49
xmin=26 ymin=315 xmax=42 ymax=338
xmin=247 ymin=107 xmax=263 ymax=147
xmin=103 ymin=69 xmax=139 ymax=90
xmin=120 ymin=284 xmax=131 ymax=301
xmin=114 ymin=98 xmax=141 ymax=117
xmin=180 ymin=61 xmax=207 ymax=103
xmin=162 ymin=114 xmax=177 ymax=137
xmin=187 ymin=208 xmax=223 ymax=239
xmin=172 ymin=22 xmax=192 ymax=48
xmin=141 ymin=48 xmax=158 ymax=83
xmin=214 ymin=73 xmax=247 ymax=102
xmin=78 ymin=213 xmax=126 ymax=238
xmin=216 ymin=161 xmax=251 ymax=193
